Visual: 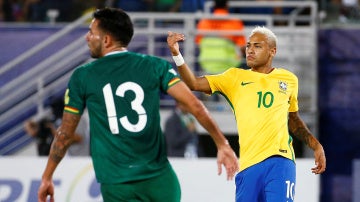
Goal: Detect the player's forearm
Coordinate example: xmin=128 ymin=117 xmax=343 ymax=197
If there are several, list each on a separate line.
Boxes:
xmin=291 ymin=126 xmax=322 ymax=151
xmin=52 ymin=130 xmax=73 ymax=159
xmin=167 ymin=31 xmax=199 ymax=90
xmin=42 ymin=133 xmax=73 ymax=182
xmin=41 ymin=130 xmax=70 ymax=181
xmin=52 ymin=113 xmax=80 ymax=155
xmin=192 ymin=101 xmax=228 ymax=147
xmin=41 ymin=144 xmax=64 ymax=181
xmin=170 ymin=49 xmax=197 ymax=89
xmin=42 ymin=112 xmax=80 ymax=180
xmin=177 ymin=63 xmax=199 ymax=90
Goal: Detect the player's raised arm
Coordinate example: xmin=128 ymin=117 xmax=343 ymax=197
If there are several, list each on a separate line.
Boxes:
xmin=167 ymin=31 xmax=212 ymax=94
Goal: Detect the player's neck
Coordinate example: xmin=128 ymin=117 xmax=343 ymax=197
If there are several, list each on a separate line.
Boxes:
xmin=251 ymin=66 xmax=275 ymax=74
xmin=110 ymin=46 xmax=127 ymax=52
xmin=104 ymin=47 xmax=128 ymax=56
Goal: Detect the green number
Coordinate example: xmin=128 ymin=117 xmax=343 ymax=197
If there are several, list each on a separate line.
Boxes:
xmin=257 ymin=91 xmax=274 ymax=108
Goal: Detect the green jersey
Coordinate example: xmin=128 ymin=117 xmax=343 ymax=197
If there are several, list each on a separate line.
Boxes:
xmin=64 ymin=52 xmax=181 ymax=184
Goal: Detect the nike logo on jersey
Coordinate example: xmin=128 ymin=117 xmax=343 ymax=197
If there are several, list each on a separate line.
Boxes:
xmin=241 ymin=81 xmax=254 ymax=86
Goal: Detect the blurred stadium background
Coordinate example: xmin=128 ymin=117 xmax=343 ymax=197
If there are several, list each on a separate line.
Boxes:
xmin=1 ymin=0 xmax=360 ymax=201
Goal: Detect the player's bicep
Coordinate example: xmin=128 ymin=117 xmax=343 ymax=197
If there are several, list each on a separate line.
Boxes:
xmin=195 ymin=76 xmax=212 ymax=94
xmin=167 ymin=82 xmax=207 ymax=121
xmin=167 ymin=81 xmax=197 ymax=102
xmin=288 ymin=111 xmax=308 ymax=135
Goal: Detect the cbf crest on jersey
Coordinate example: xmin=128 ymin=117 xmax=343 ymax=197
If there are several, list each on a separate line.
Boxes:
xmin=278 ymin=81 xmax=288 ymax=94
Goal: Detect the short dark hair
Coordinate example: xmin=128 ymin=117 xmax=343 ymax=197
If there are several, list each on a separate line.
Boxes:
xmin=93 ymin=8 xmax=134 ymax=46
xmin=214 ymin=0 xmax=227 ymax=9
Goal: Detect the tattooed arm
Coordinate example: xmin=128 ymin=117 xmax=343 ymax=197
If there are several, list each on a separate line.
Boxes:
xmin=38 ymin=112 xmax=81 ymax=202
xmin=288 ymin=111 xmax=326 ymax=174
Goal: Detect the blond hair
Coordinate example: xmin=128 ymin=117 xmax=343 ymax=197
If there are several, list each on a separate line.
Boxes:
xmin=249 ymin=26 xmax=278 ymax=48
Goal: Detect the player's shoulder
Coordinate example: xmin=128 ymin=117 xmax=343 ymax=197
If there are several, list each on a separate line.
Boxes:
xmin=224 ymin=67 xmax=248 ymax=74
xmin=275 ymin=68 xmax=298 ymax=79
xmin=73 ymin=61 xmax=93 ymax=74
xmin=130 ymin=52 xmax=169 ymax=65
xmin=211 ymin=67 xmax=249 ymax=79
xmin=127 ymin=51 xmax=159 ymax=59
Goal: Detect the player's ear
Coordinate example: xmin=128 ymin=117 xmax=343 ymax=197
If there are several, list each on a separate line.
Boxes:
xmin=103 ymin=34 xmax=112 ymax=48
xmin=270 ymin=47 xmax=276 ymax=57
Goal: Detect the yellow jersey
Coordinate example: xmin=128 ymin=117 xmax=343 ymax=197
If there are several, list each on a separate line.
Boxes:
xmin=205 ymin=68 xmax=298 ymax=171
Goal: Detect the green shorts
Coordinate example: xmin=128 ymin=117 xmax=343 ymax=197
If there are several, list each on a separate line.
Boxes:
xmin=100 ymin=166 xmax=181 ymax=202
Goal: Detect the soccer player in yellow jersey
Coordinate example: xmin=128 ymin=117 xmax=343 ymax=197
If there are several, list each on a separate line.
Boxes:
xmin=167 ymin=26 xmax=326 ymax=202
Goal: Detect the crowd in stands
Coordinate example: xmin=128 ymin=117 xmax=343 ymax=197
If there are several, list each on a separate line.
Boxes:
xmin=1 ymin=0 xmax=342 ymax=23
xmin=0 ymin=0 xmax=104 ymax=22
xmin=1 ymin=0 xmax=359 ymax=23
xmin=0 ymin=0 xmax=207 ymax=22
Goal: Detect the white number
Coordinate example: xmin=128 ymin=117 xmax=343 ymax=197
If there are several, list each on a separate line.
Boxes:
xmin=103 ymin=84 xmax=119 ymax=134
xmin=103 ymin=82 xmax=147 ymax=134
xmin=285 ymin=180 xmax=295 ymax=200
xmin=116 ymin=82 xmax=147 ymax=132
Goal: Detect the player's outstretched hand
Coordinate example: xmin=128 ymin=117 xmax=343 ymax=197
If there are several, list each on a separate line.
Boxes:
xmin=217 ymin=144 xmax=239 ymax=180
xmin=167 ymin=31 xmax=185 ymax=56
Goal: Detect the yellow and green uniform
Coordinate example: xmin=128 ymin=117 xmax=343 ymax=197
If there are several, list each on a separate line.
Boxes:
xmin=205 ymin=67 xmax=298 ymax=171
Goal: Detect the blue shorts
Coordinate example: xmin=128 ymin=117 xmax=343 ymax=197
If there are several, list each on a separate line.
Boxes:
xmin=235 ymin=156 xmax=296 ymax=202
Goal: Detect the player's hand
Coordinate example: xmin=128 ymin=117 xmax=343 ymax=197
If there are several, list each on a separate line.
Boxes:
xmin=216 ymin=144 xmax=239 ymax=180
xmin=311 ymin=145 xmax=326 ymax=174
xmin=38 ymin=179 xmax=55 ymax=202
xmin=167 ymin=31 xmax=185 ymax=56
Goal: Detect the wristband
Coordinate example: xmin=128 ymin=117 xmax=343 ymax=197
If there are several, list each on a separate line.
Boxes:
xmin=172 ymin=53 xmax=185 ymax=66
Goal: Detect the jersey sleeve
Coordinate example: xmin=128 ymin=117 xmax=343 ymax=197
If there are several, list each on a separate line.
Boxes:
xmin=64 ymin=66 xmax=86 ymax=115
xmin=158 ymin=59 xmax=181 ymax=93
xmin=205 ymin=68 xmax=236 ymax=95
xmin=288 ymin=73 xmax=299 ymax=112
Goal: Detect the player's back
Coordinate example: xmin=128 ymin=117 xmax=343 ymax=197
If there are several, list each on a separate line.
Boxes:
xmin=71 ymin=52 xmax=177 ymax=183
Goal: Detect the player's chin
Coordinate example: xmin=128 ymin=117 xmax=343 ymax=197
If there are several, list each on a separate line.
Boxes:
xmin=246 ymin=61 xmax=254 ymax=68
